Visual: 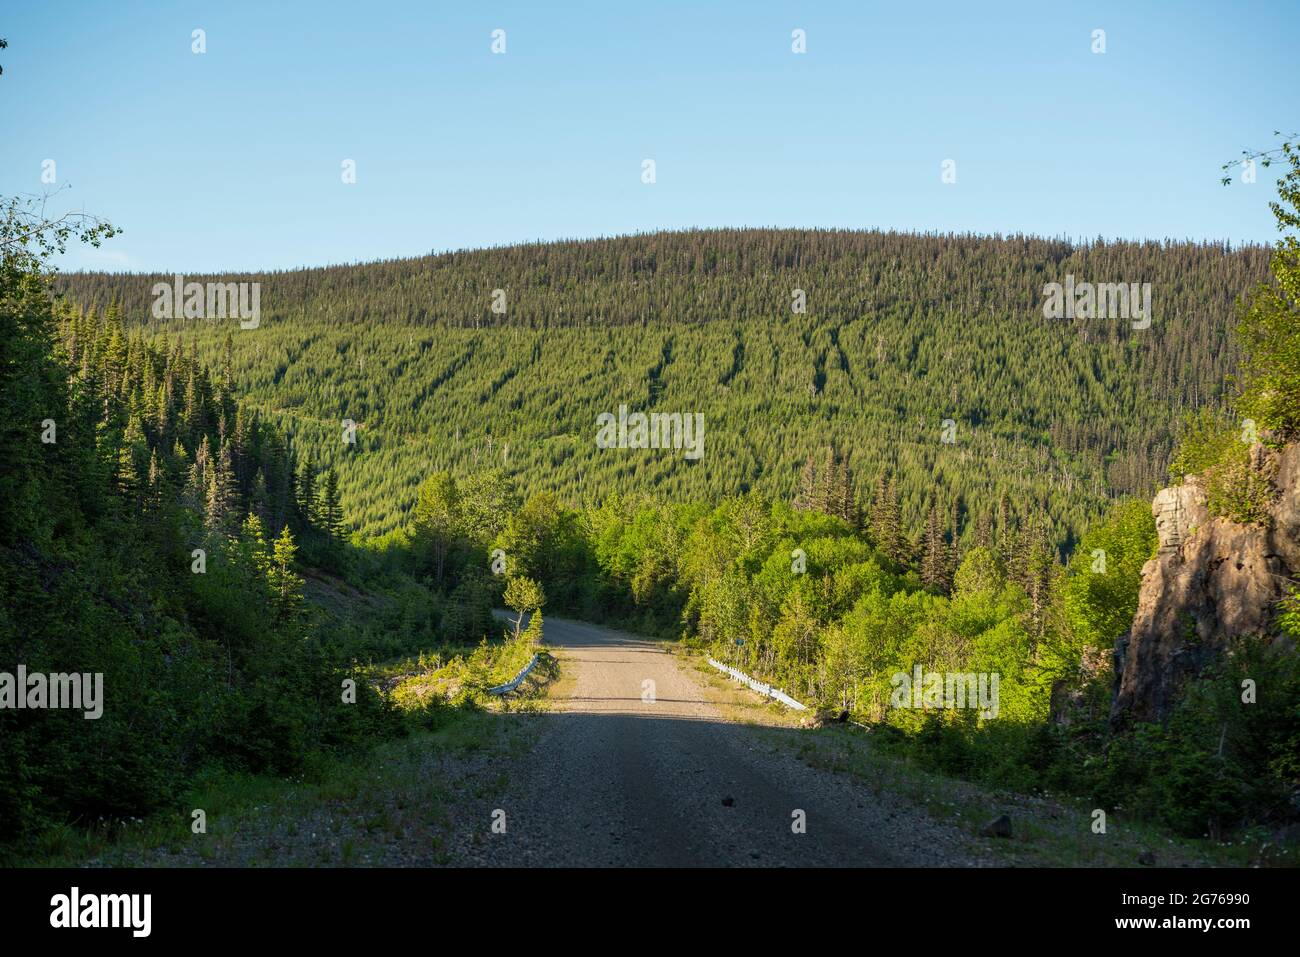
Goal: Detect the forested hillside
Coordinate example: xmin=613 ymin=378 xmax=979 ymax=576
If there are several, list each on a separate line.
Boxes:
xmin=12 ymin=159 xmax=1296 ymax=857
xmin=60 ymin=230 xmax=1269 ymax=547
xmin=0 ymin=197 xmax=519 ymax=848
xmin=379 ymin=151 xmax=1300 ymax=840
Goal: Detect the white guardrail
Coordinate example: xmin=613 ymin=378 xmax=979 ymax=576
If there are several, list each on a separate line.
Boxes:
xmin=706 ymin=657 xmax=807 ymax=711
xmin=487 ymin=654 xmax=540 ymax=696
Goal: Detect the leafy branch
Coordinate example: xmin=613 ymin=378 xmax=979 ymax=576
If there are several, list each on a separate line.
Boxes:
xmin=0 ymin=187 xmax=120 ymax=271
xmin=1220 ymin=131 xmax=1299 ymax=186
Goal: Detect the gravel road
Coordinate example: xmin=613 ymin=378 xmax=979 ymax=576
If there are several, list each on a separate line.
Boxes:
xmin=80 ymin=616 xmax=1214 ymax=868
xmin=447 ymin=615 xmax=990 ymax=867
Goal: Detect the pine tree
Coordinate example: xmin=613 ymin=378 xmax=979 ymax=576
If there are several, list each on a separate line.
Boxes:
xmin=169 ymin=437 xmax=190 ymax=495
xmin=832 ymin=454 xmax=856 ymax=524
xmin=103 ymin=308 xmax=127 ymax=404
xmin=297 ymin=453 xmax=317 ymax=526
xmin=187 ymin=435 xmax=211 ymax=514
xmin=183 ymin=364 xmax=202 ymax=445
xmin=794 ymin=450 xmax=822 ymax=512
xmin=1022 ymin=520 xmax=1055 ymax=638
xmin=267 ymin=439 xmax=291 ymax=533
xmin=145 ymin=448 xmax=162 ymax=511
xmin=820 ymin=446 xmax=836 ymax=514
xmin=240 ymin=512 xmax=270 ymax=576
xmin=870 ymin=471 xmax=907 ymax=566
xmin=919 ymin=505 xmax=952 ymax=593
xmin=948 ymin=496 xmax=962 ymax=576
xmin=996 ymin=492 xmax=1015 ymax=568
xmin=269 ymin=525 xmax=304 ymax=621
xmin=205 ymin=440 xmax=238 ymax=534
xmin=250 ymin=467 xmax=270 ymax=527
xmin=154 ymin=372 xmax=173 ymax=444
xmin=231 ymin=405 xmax=249 ymax=492
xmin=319 ymin=467 xmax=343 ymax=541
xmin=795 ymin=446 xmax=854 ymax=522
xmin=220 ymin=332 xmax=235 ymax=397
xmin=973 ymin=509 xmax=993 ymax=551
xmin=116 ymin=413 xmax=147 ymax=500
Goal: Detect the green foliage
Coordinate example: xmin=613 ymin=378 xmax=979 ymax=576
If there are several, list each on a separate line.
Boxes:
xmin=387 ymin=664 xmax=456 ymax=731
xmin=59 ymin=229 xmax=1266 ymax=545
xmin=319 ymin=468 xmax=343 ymax=541
xmin=1099 ymin=642 xmax=1300 ymax=837
xmin=1279 ymin=587 xmax=1300 ymax=642
xmin=499 ymin=492 xmax=565 ymax=581
xmin=1 ymin=191 xmax=119 ymax=273
xmin=1168 ymin=408 xmax=1240 ymax=479
xmin=1237 ymin=140 xmax=1300 ymax=437
xmin=1169 ymin=410 xmax=1276 ymax=525
xmin=1061 ymin=499 xmax=1155 ymax=656
xmin=503 ymin=576 xmax=545 ymax=620
xmin=411 ymin=471 xmax=461 ymax=585
xmin=794 ymin=446 xmax=857 ymax=524
xmin=1167 ymin=137 xmax=1299 ymax=526
xmin=517 ymin=491 xmax=1043 ymax=723
xmin=11 ymin=199 xmax=1296 ymax=850
xmin=0 ymin=205 xmax=402 ymax=846
xmin=1203 ymin=443 xmax=1277 ymax=525
xmin=442 ymin=471 xmax=1289 ymax=838
xmin=269 ymin=525 xmax=304 ymax=621
xmin=386 ymin=627 xmax=540 ymax=718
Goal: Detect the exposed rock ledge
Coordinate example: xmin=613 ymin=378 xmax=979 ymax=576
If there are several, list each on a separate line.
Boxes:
xmin=1111 ymin=442 xmax=1300 ymax=726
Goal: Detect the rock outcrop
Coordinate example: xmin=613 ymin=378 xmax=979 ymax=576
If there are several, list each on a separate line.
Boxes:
xmin=1111 ymin=442 xmax=1300 ymax=725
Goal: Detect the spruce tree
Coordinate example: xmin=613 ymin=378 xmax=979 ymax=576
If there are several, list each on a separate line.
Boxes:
xmin=205 ymin=440 xmax=238 ymax=534
xmin=833 ymin=455 xmax=855 ymax=524
xmin=297 ymin=453 xmax=317 ymax=527
xmin=319 ymin=467 xmax=343 ymax=541
xmin=187 ymin=435 xmax=211 ymax=514
xmin=870 ymin=472 xmax=907 ymax=566
xmin=146 ymin=448 xmax=162 ymax=511
xmin=919 ymin=505 xmax=952 ymax=593
xmin=269 ymin=525 xmax=304 ymax=621
xmin=973 ymin=509 xmax=993 ymax=551
xmin=794 ymin=450 xmax=821 ymax=512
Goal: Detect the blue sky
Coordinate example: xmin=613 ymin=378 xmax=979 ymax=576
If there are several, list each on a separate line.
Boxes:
xmin=0 ymin=0 xmax=1294 ymax=272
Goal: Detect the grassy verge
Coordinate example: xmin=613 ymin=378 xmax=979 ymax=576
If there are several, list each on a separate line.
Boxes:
xmin=682 ymin=650 xmax=817 ymax=729
xmin=13 ymin=639 xmax=559 ymax=868
xmin=678 ymin=648 xmax=1287 ymax=868
xmin=763 ymin=723 xmax=1294 ymax=867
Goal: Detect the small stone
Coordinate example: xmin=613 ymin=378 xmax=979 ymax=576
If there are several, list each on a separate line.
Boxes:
xmin=721 ymin=796 xmax=735 ymax=807
xmin=980 ymin=814 xmax=1013 ymax=839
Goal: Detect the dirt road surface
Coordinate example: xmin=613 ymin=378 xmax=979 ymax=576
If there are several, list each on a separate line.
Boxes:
xmin=449 ymin=615 xmax=988 ymax=867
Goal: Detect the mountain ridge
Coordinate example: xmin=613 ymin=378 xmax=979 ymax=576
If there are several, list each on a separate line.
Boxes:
xmin=55 ymin=227 xmax=1269 ymax=543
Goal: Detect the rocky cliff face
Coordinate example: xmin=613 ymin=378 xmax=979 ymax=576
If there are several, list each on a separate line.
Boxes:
xmin=1111 ymin=442 xmax=1300 ymax=726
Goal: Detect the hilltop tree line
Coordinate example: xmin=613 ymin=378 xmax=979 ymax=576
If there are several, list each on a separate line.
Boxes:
xmin=59 ymin=230 xmax=1268 ymax=552
xmin=62 ymin=226 xmax=1266 ymax=336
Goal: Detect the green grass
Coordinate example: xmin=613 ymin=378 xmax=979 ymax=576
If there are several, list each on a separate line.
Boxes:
xmin=13 ymin=654 xmax=557 ymax=868
xmin=675 ymin=648 xmax=1285 ymax=868
xmin=762 ymin=723 xmax=1286 ymax=868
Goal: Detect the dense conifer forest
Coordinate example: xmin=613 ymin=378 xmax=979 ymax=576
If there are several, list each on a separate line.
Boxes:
xmin=6 ymin=152 xmax=1298 ymax=856
xmin=60 ymin=229 xmax=1269 ymax=547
